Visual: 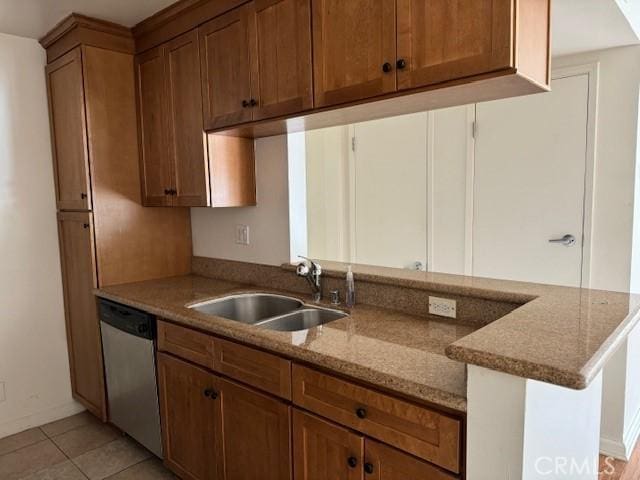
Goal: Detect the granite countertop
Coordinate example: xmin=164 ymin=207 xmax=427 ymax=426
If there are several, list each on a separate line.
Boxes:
xmin=310 ymin=261 xmax=640 ymax=390
xmin=95 ymin=275 xmax=475 ymax=412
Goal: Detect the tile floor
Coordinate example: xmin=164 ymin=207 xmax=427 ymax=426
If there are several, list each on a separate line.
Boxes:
xmin=0 ymin=412 xmax=177 ymax=480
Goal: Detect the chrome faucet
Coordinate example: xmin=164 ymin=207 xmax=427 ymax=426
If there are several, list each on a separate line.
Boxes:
xmin=296 ymin=256 xmax=322 ymax=303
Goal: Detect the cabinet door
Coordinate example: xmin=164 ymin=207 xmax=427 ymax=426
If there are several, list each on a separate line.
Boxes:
xmin=251 ymin=0 xmax=313 ymax=120
xmin=165 ymin=30 xmax=210 ymax=207
xmin=312 ymin=0 xmax=396 ymax=108
xmin=136 ymin=46 xmax=173 ymax=206
xmin=57 ymin=212 xmax=106 ymax=419
xmin=200 ymin=4 xmax=254 ymax=130
xmin=157 ymin=353 xmax=221 ymax=480
xmin=46 ymin=48 xmax=92 ymax=211
xmin=293 ymin=409 xmax=363 ymax=480
xmin=396 ymin=0 xmax=512 ymax=90
xmin=217 ymin=378 xmax=291 ymax=480
xmin=364 ymin=439 xmax=456 ymax=480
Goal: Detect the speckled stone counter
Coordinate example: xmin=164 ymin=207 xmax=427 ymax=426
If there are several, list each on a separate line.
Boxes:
xmin=96 ymin=275 xmax=475 ymax=412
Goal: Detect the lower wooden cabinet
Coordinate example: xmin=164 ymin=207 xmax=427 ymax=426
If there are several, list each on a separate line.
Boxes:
xmin=293 ymin=409 xmax=364 ymax=480
xmin=157 ymin=352 xmax=291 ymax=480
xmin=57 ymin=211 xmax=106 ymax=419
xmin=157 ymin=352 xmax=221 ymax=480
xmin=293 ymin=409 xmax=456 ymax=480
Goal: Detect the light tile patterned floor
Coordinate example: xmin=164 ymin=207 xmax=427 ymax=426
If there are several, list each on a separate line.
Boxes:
xmin=0 ymin=413 xmax=177 ymax=480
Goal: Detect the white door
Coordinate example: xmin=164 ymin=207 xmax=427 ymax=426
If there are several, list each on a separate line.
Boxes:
xmin=473 ymin=74 xmax=590 ymax=287
xmin=353 ymin=112 xmax=428 ymax=270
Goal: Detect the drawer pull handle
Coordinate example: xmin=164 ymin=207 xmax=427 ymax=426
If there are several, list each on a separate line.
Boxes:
xmin=356 ymin=407 xmax=367 ymax=419
xmin=347 ymin=456 xmax=358 ymax=468
xmin=203 ymin=388 xmax=218 ymax=399
xmin=364 ymin=463 xmax=374 ymax=474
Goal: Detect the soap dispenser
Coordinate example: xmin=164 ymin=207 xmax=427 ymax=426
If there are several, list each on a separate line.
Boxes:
xmin=345 ymin=265 xmax=356 ymax=308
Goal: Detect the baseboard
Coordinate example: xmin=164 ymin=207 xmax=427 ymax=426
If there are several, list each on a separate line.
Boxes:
xmin=601 ymin=408 xmax=640 ymax=461
xmin=601 ymin=436 xmax=629 ymax=460
xmin=0 ymin=400 xmax=85 ymax=439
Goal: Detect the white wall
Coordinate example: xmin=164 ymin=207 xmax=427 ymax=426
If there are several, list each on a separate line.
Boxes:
xmin=0 ymin=33 xmax=82 ymax=438
xmin=192 ymin=135 xmax=291 ymax=266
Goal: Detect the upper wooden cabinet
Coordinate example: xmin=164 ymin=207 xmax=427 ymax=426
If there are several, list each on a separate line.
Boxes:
xmin=136 ymin=29 xmax=209 ymax=206
xmin=396 ymin=0 xmax=512 ymax=89
xmin=165 ymin=31 xmax=210 ymax=206
xmin=312 ymin=0 xmax=397 ymax=108
xmin=136 ymin=28 xmax=256 ymax=207
xmin=251 ymin=0 xmax=313 ymax=120
xmin=200 ymin=4 xmax=254 ymax=130
xmin=200 ymin=0 xmax=313 ymax=129
xmin=136 ymin=46 xmax=172 ymax=207
xmin=46 ymin=48 xmax=92 ymax=211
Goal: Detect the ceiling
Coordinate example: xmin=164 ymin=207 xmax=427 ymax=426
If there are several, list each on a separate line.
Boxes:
xmin=0 ymin=0 xmax=175 ymax=40
xmin=0 ymin=0 xmax=638 ymax=56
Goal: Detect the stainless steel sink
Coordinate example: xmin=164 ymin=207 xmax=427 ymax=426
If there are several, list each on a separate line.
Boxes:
xmin=189 ymin=293 xmax=303 ymax=324
xmin=257 ymin=308 xmax=347 ymax=332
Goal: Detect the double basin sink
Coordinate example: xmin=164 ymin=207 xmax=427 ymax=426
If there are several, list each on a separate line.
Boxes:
xmin=188 ymin=293 xmax=347 ymax=332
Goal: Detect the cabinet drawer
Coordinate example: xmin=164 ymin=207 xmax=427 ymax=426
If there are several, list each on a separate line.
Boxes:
xmin=292 ymin=365 xmax=461 ymax=474
xmin=213 ymin=337 xmax=291 ymax=400
xmin=157 ymin=321 xmax=215 ymax=370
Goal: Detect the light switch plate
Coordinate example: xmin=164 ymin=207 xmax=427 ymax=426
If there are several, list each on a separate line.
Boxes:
xmin=429 ymin=296 xmax=457 ymax=319
xmin=236 ymin=225 xmax=250 ymax=245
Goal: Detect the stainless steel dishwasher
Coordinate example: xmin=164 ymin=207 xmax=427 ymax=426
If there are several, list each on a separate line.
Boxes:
xmin=99 ymin=299 xmax=162 ymax=458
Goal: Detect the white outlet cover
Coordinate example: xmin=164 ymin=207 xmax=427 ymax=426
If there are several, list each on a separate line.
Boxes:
xmin=428 ymin=296 xmax=457 ymax=319
xmin=236 ymin=225 xmax=250 ymax=245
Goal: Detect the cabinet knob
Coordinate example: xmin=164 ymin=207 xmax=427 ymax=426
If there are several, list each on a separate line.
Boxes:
xmin=249 ymin=98 xmax=257 ymax=107
xmin=82 ymin=223 xmax=90 ymax=229
xmin=356 ymin=407 xmax=367 ymax=419
xmin=164 ymin=189 xmax=171 ymax=195
xmin=382 ymin=62 xmax=392 ymax=73
xmin=203 ymin=388 xmax=218 ymax=399
xmin=347 ymin=456 xmax=358 ymax=468
xmin=80 ymin=193 xmax=87 ymax=199
xmin=396 ymin=58 xmax=407 ymax=70
xmin=364 ymin=463 xmax=374 ymax=474
xmin=242 ymin=100 xmax=250 ymax=108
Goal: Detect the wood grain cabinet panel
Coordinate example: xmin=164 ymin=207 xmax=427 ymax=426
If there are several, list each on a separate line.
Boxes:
xmin=251 ymin=0 xmax=313 ymax=120
xmin=46 ymin=48 xmax=92 ymax=211
xmin=292 ymin=364 xmax=461 ymax=473
xmin=293 ymin=409 xmax=364 ymax=480
xmin=165 ymin=30 xmax=209 ymax=206
xmin=364 ymin=439 xmax=457 ymax=480
xmin=213 ymin=337 xmax=291 ymax=399
xmin=158 ymin=320 xmax=215 ymax=370
xmin=312 ymin=0 xmax=397 ymax=107
xmin=135 ymin=46 xmax=172 ymax=206
xmin=157 ymin=353 xmax=222 ymax=480
xmin=217 ymin=378 xmax=292 ymax=480
xmin=57 ymin=211 xmax=106 ymax=419
xmin=200 ymin=5 xmax=254 ymax=130
xmin=396 ymin=0 xmax=512 ymax=90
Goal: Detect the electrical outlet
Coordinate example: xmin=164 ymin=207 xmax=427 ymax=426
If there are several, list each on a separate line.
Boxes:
xmin=236 ymin=225 xmax=250 ymax=245
xmin=0 ymin=382 xmax=6 ymax=403
xmin=429 ymin=296 xmax=457 ymax=319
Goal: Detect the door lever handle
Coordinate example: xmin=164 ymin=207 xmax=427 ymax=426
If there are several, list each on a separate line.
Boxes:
xmin=548 ymin=234 xmax=576 ymax=246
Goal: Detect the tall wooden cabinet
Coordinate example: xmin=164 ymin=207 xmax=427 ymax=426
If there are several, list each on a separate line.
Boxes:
xmin=41 ymin=15 xmax=192 ymax=420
